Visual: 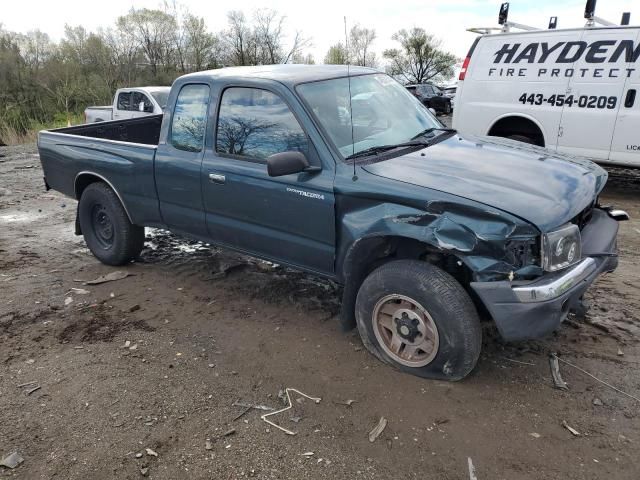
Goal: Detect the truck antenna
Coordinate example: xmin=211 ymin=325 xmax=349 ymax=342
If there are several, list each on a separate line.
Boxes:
xmin=344 ymin=16 xmax=356 ymax=179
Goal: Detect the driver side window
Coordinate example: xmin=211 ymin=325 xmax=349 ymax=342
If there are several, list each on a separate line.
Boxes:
xmin=215 ymin=87 xmax=308 ymax=161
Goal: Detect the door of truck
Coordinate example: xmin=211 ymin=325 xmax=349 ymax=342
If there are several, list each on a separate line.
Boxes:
xmin=609 ymin=28 xmax=640 ymax=166
xmin=154 ymin=83 xmax=211 ymax=237
xmin=201 ymin=83 xmax=336 ymax=276
xmin=556 ymin=27 xmax=634 ymax=160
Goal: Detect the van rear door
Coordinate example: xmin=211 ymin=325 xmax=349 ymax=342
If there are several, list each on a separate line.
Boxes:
xmin=609 ymin=28 xmax=640 ymax=166
xmin=556 ymin=28 xmax=636 ymax=160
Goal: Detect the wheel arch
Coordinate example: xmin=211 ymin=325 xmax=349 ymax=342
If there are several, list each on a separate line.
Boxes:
xmin=487 ymin=114 xmax=546 ymax=147
xmin=338 ymin=234 xmax=473 ymax=331
xmin=74 ymin=172 xmax=134 ymax=224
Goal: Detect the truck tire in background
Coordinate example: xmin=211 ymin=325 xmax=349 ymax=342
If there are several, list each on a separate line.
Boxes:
xmin=78 ymin=182 xmax=145 ymax=266
xmin=355 ymin=260 xmax=482 ymax=381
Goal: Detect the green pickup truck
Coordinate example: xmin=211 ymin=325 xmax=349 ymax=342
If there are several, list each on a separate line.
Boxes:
xmin=38 ymin=65 xmax=626 ymax=380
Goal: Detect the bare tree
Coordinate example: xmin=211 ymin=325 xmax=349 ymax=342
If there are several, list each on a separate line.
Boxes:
xmin=349 ymin=24 xmax=377 ymax=67
xmin=183 ymin=14 xmax=219 ymax=70
xmin=116 ymin=8 xmax=177 ymax=76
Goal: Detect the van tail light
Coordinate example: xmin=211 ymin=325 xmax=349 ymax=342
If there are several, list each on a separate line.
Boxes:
xmin=459 ymin=56 xmax=471 ymax=81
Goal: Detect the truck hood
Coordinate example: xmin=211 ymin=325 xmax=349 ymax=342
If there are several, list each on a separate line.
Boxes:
xmin=362 ymin=134 xmax=607 ymax=232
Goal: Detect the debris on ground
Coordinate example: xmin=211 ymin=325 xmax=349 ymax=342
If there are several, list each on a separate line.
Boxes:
xmin=334 ymin=399 xmax=356 ymax=407
xmin=618 ymin=348 xmax=624 ymax=356
xmin=261 ymin=388 xmax=321 ymax=436
xmin=300 ymin=452 xmax=314 ymax=457
xmin=140 ymin=466 xmax=149 ymax=477
xmin=529 ymin=433 xmax=541 ymax=438
xmin=232 ymin=401 xmax=275 ymax=412
xmin=64 ymin=296 xmax=73 ymax=306
xmin=25 ymin=385 xmax=41 ymax=396
xmin=555 ymin=355 xmax=640 ymax=403
xmin=593 ymin=398 xmax=604 ymax=406
xmin=562 ymin=421 xmax=581 ymax=436
xmin=368 ymin=417 xmax=388 ymax=443
xmin=549 ymin=354 xmax=568 ymax=390
xmin=69 ymin=288 xmax=90 ymax=295
xmin=205 ymin=439 xmax=213 ymax=450
xmin=0 ymin=452 xmax=24 ymax=469
xmin=145 ymin=448 xmax=158 ymax=457
xmin=501 ymin=356 xmax=535 ymax=366
xmin=468 ymin=457 xmax=478 ymax=480
xmin=82 ymin=271 xmax=134 ymax=285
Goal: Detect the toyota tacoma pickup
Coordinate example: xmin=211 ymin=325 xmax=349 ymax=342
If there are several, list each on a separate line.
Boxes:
xmin=38 ymin=65 xmax=627 ymax=380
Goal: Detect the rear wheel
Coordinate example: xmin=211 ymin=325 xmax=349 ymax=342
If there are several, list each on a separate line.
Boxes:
xmin=78 ymin=182 xmax=144 ymax=266
xmin=355 ymin=260 xmax=482 ymax=380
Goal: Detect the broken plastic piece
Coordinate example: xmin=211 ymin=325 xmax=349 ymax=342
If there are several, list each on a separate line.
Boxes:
xmin=368 ymin=417 xmax=387 ymax=442
xmin=549 ymin=354 xmax=568 ymax=390
xmin=0 ymin=452 xmax=24 ymax=469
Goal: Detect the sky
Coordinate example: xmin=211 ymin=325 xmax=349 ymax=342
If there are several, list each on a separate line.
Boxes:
xmin=1 ymin=0 xmax=637 ymax=74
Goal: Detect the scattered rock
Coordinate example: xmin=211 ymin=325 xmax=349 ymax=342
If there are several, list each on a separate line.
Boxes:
xmin=135 ymin=453 xmax=143 ymax=459
xmin=25 ymin=359 xmax=35 ymax=365
xmin=529 ymin=432 xmax=541 ymax=438
xmin=205 ymin=439 xmax=213 ymax=450
xmin=128 ymin=304 xmax=141 ymax=313
xmin=140 ymin=466 xmax=149 ymax=476
xmin=617 ymin=348 xmax=624 ymax=356
xmin=593 ymin=398 xmax=604 ymax=406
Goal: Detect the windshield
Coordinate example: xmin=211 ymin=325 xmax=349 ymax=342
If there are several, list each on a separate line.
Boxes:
xmin=149 ymin=89 xmax=170 ymax=109
xmin=297 ymin=74 xmax=441 ymax=158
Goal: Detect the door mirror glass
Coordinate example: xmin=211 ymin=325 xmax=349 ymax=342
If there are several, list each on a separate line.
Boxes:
xmin=267 ymin=151 xmax=310 ymax=177
xmin=139 ymin=102 xmax=145 ymax=112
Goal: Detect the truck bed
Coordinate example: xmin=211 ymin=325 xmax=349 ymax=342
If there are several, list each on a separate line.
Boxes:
xmin=56 ymin=114 xmax=163 ymax=145
xmin=38 ymin=115 xmax=164 ymax=227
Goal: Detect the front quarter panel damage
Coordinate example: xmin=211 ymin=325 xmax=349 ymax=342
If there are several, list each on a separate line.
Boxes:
xmin=335 ymin=181 xmax=542 ymax=329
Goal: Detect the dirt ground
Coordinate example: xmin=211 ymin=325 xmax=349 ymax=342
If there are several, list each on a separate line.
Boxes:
xmin=1 ymin=139 xmax=640 ymax=480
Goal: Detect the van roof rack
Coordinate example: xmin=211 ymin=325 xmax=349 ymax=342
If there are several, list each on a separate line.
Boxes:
xmin=467 ymin=1 xmax=632 ymax=35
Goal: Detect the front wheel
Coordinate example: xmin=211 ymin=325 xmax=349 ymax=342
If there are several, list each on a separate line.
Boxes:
xmin=78 ymin=182 xmax=145 ymax=266
xmin=355 ymin=260 xmax=482 ymax=381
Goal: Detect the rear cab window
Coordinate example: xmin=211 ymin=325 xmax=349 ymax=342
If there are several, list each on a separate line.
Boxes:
xmin=170 ymin=84 xmax=211 ymax=152
xmin=215 ymin=87 xmax=308 ymax=161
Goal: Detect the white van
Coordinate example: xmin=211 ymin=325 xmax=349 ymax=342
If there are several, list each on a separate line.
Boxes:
xmin=453 ymin=25 xmax=640 ymax=166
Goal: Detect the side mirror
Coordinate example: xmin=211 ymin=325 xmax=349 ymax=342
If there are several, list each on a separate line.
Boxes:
xmin=429 ymin=107 xmax=437 ymax=115
xmin=267 ymin=151 xmax=316 ymax=177
xmin=138 ymin=102 xmax=145 ymax=112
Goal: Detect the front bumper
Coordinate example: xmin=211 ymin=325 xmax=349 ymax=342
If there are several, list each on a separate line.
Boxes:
xmin=471 ymin=208 xmax=622 ymax=341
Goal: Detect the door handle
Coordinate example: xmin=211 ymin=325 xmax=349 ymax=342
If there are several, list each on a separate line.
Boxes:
xmin=208 ymin=173 xmax=226 ymax=184
xmin=625 ymin=89 xmax=636 ymax=108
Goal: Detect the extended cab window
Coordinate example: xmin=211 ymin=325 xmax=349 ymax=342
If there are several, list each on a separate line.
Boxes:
xmin=170 ymin=84 xmax=210 ymax=153
xmin=216 ymin=87 xmax=308 ymax=160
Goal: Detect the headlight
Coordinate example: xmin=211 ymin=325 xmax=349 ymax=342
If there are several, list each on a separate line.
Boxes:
xmin=542 ymin=224 xmax=581 ymax=272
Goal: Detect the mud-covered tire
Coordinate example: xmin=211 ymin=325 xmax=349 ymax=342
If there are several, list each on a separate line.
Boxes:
xmin=355 ymin=260 xmax=482 ymax=381
xmin=78 ymin=182 xmax=144 ymax=266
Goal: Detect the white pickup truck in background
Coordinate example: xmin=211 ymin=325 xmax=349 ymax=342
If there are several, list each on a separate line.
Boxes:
xmin=84 ymin=87 xmax=170 ymax=123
